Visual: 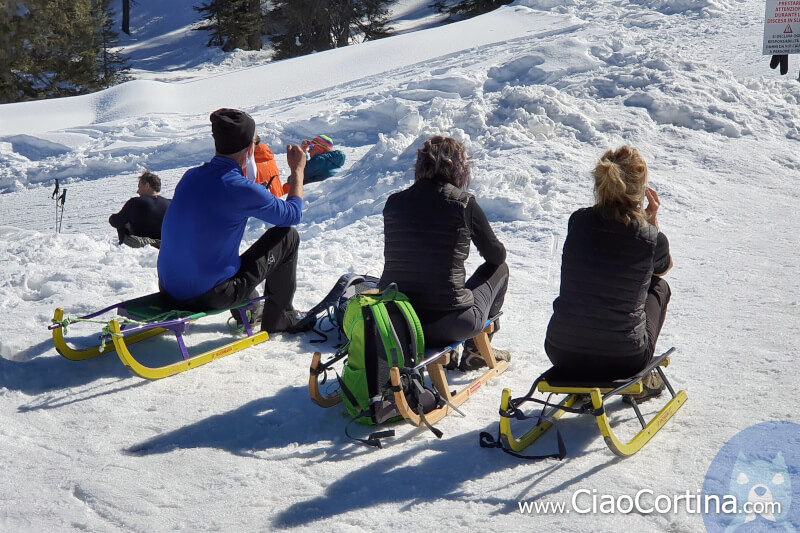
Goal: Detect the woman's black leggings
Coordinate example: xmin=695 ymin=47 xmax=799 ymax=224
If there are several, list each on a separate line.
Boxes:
xmin=416 ymin=262 xmax=509 ymax=347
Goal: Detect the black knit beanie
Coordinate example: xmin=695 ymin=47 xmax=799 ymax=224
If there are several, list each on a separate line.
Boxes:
xmin=210 ymin=108 xmax=256 ymax=155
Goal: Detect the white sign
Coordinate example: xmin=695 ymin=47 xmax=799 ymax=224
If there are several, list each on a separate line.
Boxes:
xmin=764 ymin=0 xmax=800 ymax=54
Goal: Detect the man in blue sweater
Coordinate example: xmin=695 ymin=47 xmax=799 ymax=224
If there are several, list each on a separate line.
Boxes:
xmin=158 ymin=108 xmax=308 ymax=333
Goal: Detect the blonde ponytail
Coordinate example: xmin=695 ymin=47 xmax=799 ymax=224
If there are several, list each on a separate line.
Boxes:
xmin=593 ymin=146 xmax=647 ymax=225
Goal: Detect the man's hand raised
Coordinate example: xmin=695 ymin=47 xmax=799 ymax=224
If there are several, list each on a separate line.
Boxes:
xmin=286 ymin=144 xmax=306 ymax=200
xmin=287 ymin=144 xmax=307 ymax=172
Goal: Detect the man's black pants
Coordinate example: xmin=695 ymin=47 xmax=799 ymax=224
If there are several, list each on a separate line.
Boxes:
xmin=161 ymin=226 xmax=300 ymax=332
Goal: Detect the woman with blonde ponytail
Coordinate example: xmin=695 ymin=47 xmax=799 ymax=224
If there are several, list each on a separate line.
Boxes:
xmin=544 ymin=146 xmax=673 ymax=402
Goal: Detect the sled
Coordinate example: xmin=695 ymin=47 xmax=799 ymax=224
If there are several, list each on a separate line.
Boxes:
xmin=50 ymin=293 xmax=269 ymax=380
xmin=481 ymin=347 xmax=686 ymax=458
xmin=309 ymin=317 xmax=508 ymax=427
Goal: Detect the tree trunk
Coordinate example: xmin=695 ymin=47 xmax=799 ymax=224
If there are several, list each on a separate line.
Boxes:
xmin=122 ymin=0 xmax=129 ymax=34
xmin=246 ymin=0 xmax=261 ymax=50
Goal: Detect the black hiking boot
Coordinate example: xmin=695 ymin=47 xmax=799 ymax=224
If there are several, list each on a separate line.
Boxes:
xmin=458 ymin=339 xmax=511 ymax=372
xmin=262 ymin=308 xmax=313 ymax=334
xmin=443 ymin=349 xmax=459 ymax=371
xmin=233 ymin=291 xmax=263 ymax=330
xmin=286 ymin=309 xmax=314 ymax=333
xmin=623 ymin=370 xmax=665 ymax=404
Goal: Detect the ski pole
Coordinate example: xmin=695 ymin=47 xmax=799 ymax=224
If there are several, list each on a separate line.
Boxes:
xmin=57 ymin=189 xmax=67 ymax=233
xmin=52 ymin=179 xmax=60 ymax=234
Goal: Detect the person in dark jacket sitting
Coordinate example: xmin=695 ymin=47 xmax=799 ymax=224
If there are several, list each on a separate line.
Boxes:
xmin=108 ymin=171 xmax=171 ymax=249
xmin=379 ymin=136 xmax=510 ymax=371
xmin=545 ymin=146 xmax=673 ymax=402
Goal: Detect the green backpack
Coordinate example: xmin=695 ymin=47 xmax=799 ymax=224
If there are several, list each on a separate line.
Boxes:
xmin=338 ymin=284 xmax=440 ymax=445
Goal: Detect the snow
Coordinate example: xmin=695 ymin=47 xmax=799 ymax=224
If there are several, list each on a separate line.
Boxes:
xmin=0 ymin=0 xmax=798 ymax=531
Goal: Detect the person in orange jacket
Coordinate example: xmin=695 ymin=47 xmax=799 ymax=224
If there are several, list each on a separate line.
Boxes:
xmin=251 ymin=135 xmax=285 ymax=197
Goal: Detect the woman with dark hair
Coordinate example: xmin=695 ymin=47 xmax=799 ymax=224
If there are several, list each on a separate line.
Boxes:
xmin=379 ymin=136 xmax=510 ymax=371
xmin=545 ymin=146 xmax=673 ymax=401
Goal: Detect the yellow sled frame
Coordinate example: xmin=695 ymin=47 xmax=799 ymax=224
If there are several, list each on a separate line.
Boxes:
xmin=51 ymin=298 xmax=269 ymax=380
xmin=309 ymin=322 xmax=508 ymax=427
xmin=499 ymin=352 xmax=686 ymax=457
xmin=52 ymin=307 xmax=165 ymax=361
xmin=107 ymin=320 xmax=268 ymax=380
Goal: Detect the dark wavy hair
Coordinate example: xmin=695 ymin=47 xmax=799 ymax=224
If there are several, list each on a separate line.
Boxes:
xmin=139 ymin=170 xmax=161 ymax=193
xmin=414 ymin=136 xmax=471 ymax=190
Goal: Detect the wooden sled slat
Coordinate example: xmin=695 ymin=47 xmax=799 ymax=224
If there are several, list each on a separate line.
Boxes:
xmin=309 ymin=352 xmax=343 ymax=407
xmin=308 ymin=317 xmax=508 ymax=427
xmin=392 ymin=323 xmax=508 ymax=429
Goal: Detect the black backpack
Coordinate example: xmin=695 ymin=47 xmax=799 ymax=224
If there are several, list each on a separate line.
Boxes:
xmin=296 ymin=273 xmax=379 ymax=343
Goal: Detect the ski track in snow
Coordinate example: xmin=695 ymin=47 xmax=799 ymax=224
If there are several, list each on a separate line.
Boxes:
xmin=0 ymin=0 xmax=799 ymax=531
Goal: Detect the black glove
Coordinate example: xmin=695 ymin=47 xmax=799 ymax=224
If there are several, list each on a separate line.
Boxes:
xmin=770 ymin=54 xmax=789 ymax=75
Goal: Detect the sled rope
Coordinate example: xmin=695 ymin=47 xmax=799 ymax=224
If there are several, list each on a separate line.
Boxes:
xmin=52 ymin=309 xmax=193 ymax=349
xmin=51 ymin=316 xmax=109 ymax=335
xmin=226 ymin=317 xmax=246 ymax=335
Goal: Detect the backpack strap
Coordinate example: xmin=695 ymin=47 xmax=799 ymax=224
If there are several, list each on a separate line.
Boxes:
xmin=335 ymin=368 xmax=396 ymax=448
xmin=401 ymin=369 xmax=443 ymax=439
xmin=372 ymin=292 xmax=446 ymax=440
xmin=300 ymin=273 xmax=369 ymax=339
xmin=393 ymin=299 xmax=424 ymax=360
xmin=479 ymin=414 xmax=567 ymax=461
xmin=372 ymin=284 xmax=425 ymax=364
xmin=344 ymin=412 xmax=395 ymax=449
xmin=368 ymin=301 xmax=403 ymax=368
xmin=379 ymin=282 xmax=401 ymax=302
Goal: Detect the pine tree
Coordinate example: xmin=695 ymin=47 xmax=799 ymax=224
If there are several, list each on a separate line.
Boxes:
xmin=430 ymin=0 xmax=512 ymax=21
xmin=2 ymin=1 xmax=49 ymax=101
xmin=268 ymin=0 xmax=392 ymax=60
xmin=0 ymin=0 xmax=130 ymax=104
xmin=33 ymin=0 xmax=96 ymax=97
xmin=0 ymin=3 xmax=15 ymax=102
xmin=194 ymin=0 xmax=263 ymax=52
xmin=96 ymin=0 xmax=131 ymax=88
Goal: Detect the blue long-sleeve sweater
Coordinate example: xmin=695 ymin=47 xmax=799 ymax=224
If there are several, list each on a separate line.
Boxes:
xmin=158 ymin=156 xmax=303 ymax=301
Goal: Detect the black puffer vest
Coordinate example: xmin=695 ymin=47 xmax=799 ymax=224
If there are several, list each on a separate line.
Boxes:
xmin=546 ymin=207 xmax=658 ymax=358
xmin=379 ymin=179 xmax=474 ymax=311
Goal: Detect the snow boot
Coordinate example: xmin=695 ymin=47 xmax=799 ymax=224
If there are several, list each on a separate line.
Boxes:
xmin=623 ymin=369 xmax=665 ymax=404
xmin=458 ymin=339 xmax=510 ymax=372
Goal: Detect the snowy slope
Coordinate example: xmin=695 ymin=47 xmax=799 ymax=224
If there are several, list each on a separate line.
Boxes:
xmin=1 ymin=0 xmax=799 ymax=531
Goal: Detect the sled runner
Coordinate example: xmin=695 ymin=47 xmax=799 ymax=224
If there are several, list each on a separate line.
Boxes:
xmin=480 ymin=347 xmax=686 ymax=459
xmin=50 ymin=293 xmax=268 ymax=380
xmin=309 ymin=317 xmax=508 ymax=432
